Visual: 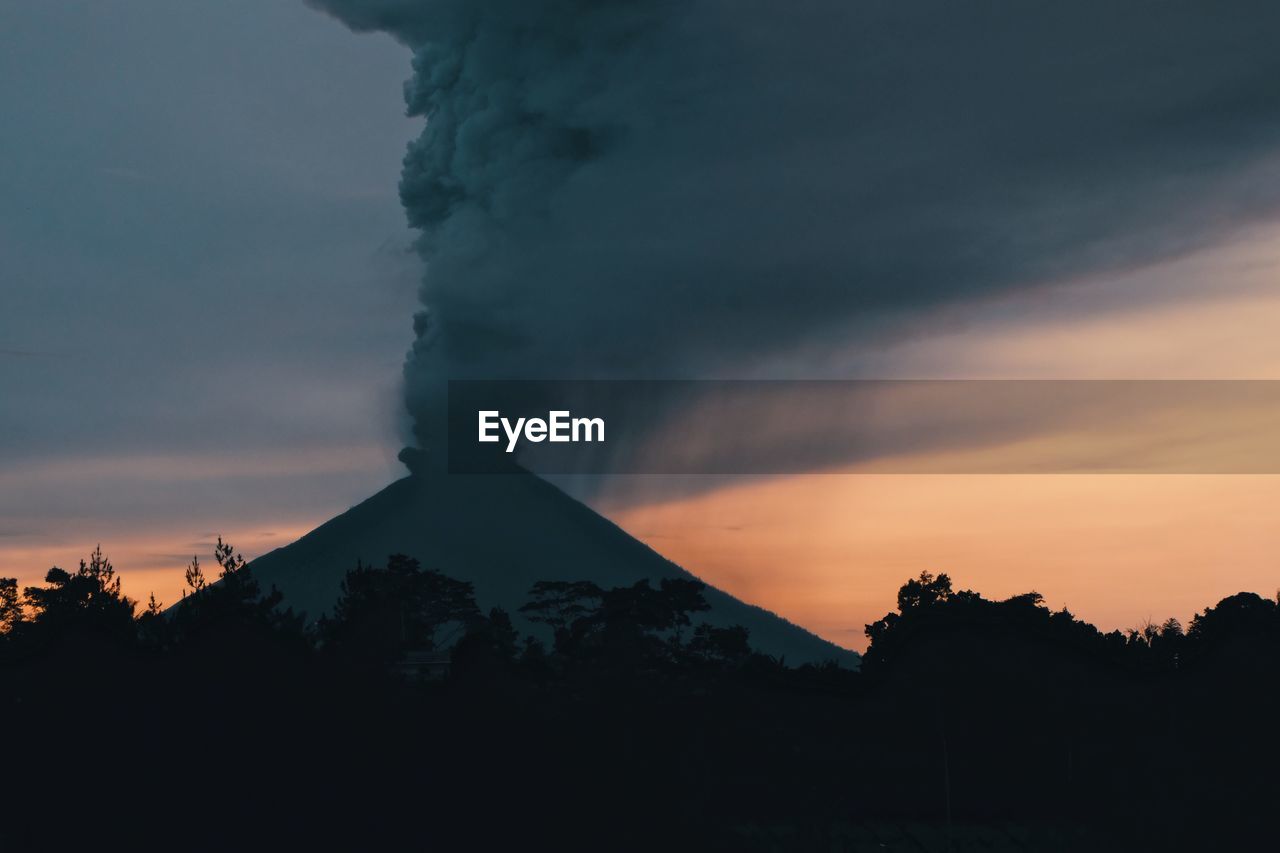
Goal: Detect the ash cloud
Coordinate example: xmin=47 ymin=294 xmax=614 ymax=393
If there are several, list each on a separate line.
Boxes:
xmin=308 ymin=0 xmax=1280 ymax=465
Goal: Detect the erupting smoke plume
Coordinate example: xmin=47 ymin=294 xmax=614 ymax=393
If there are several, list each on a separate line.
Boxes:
xmin=307 ymin=0 xmax=1280 ymax=466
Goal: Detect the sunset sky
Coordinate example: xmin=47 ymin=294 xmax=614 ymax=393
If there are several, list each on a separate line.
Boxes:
xmin=5 ymin=1 xmax=1280 ymax=653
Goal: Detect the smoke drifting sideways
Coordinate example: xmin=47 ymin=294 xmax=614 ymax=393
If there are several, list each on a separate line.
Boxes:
xmin=307 ymin=0 xmax=1280 ymax=474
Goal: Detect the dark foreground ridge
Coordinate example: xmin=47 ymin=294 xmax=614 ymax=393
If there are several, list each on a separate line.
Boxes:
xmin=3 ymin=537 xmax=1278 ymax=849
xmin=246 ymin=471 xmax=857 ymax=667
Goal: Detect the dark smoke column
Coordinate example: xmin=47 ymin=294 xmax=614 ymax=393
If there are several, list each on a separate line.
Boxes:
xmin=306 ymin=0 xmax=684 ymax=467
xmin=307 ymin=0 xmax=1280 ymax=473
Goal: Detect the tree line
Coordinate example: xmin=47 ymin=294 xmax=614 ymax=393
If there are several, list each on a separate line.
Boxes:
xmin=1 ymin=545 xmax=1276 ymax=850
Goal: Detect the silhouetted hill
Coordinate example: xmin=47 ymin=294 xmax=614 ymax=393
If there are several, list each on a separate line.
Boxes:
xmin=247 ymin=471 xmax=858 ymax=667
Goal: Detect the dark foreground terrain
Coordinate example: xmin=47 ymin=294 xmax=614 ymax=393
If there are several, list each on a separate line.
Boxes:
xmin=2 ymin=544 xmax=1277 ymax=851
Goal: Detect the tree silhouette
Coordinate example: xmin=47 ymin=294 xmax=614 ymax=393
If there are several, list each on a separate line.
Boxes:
xmin=169 ymin=536 xmax=304 ymax=649
xmin=321 ymin=554 xmax=482 ymax=664
xmin=1183 ymin=591 xmax=1280 ymax=671
xmin=526 ymin=577 xmax=713 ymax=668
xmin=521 ymin=580 xmax=604 ymax=640
xmin=687 ymin=623 xmax=753 ymax=667
xmin=183 ymin=555 xmax=206 ymax=596
xmin=897 ymin=570 xmax=954 ymax=611
xmin=0 ymin=577 xmax=21 ymax=635
xmin=6 ymin=545 xmax=1280 ymax=849
xmin=21 ymin=545 xmax=136 ymax=645
xmin=451 ymin=607 xmax=522 ymax=677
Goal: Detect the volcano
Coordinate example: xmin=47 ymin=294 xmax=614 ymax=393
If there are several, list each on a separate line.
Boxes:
xmin=247 ymin=471 xmax=858 ymax=667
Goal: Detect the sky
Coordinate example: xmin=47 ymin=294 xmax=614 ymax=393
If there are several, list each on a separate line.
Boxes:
xmin=1 ymin=1 xmax=420 ymax=598
xmin=5 ymin=1 xmax=1280 ymax=651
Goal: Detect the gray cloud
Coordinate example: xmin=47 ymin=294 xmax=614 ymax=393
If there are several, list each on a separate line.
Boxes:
xmin=0 ymin=1 xmax=420 ymax=583
xmin=307 ymin=0 xmax=1280 ymax=465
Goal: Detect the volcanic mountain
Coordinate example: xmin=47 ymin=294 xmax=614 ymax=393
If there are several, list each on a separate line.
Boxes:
xmin=247 ymin=470 xmax=858 ymax=667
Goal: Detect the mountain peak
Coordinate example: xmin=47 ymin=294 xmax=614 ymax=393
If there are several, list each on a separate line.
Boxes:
xmin=248 ymin=471 xmax=859 ymax=668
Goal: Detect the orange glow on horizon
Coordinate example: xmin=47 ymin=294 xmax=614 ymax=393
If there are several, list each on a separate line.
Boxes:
xmin=607 ymin=473 xmax=1280 ymax=653
xmin=0 ymin=521 xmax=319 ymax=615
xmin=5 ymin=473 xmax=1279 ymax=656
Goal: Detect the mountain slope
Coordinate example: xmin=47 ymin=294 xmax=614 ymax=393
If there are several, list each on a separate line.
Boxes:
xmin=247 ymin=472 xmax=859 ymax=667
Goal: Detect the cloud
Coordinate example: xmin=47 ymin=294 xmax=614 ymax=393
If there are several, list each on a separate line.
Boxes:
xmin=0 ymin=347 xmax=57 ymax=359
xmin=308 ymin=0 xmax=1280 ymax=461
xmin=0 ymin=1 xmax=419 ymax=590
